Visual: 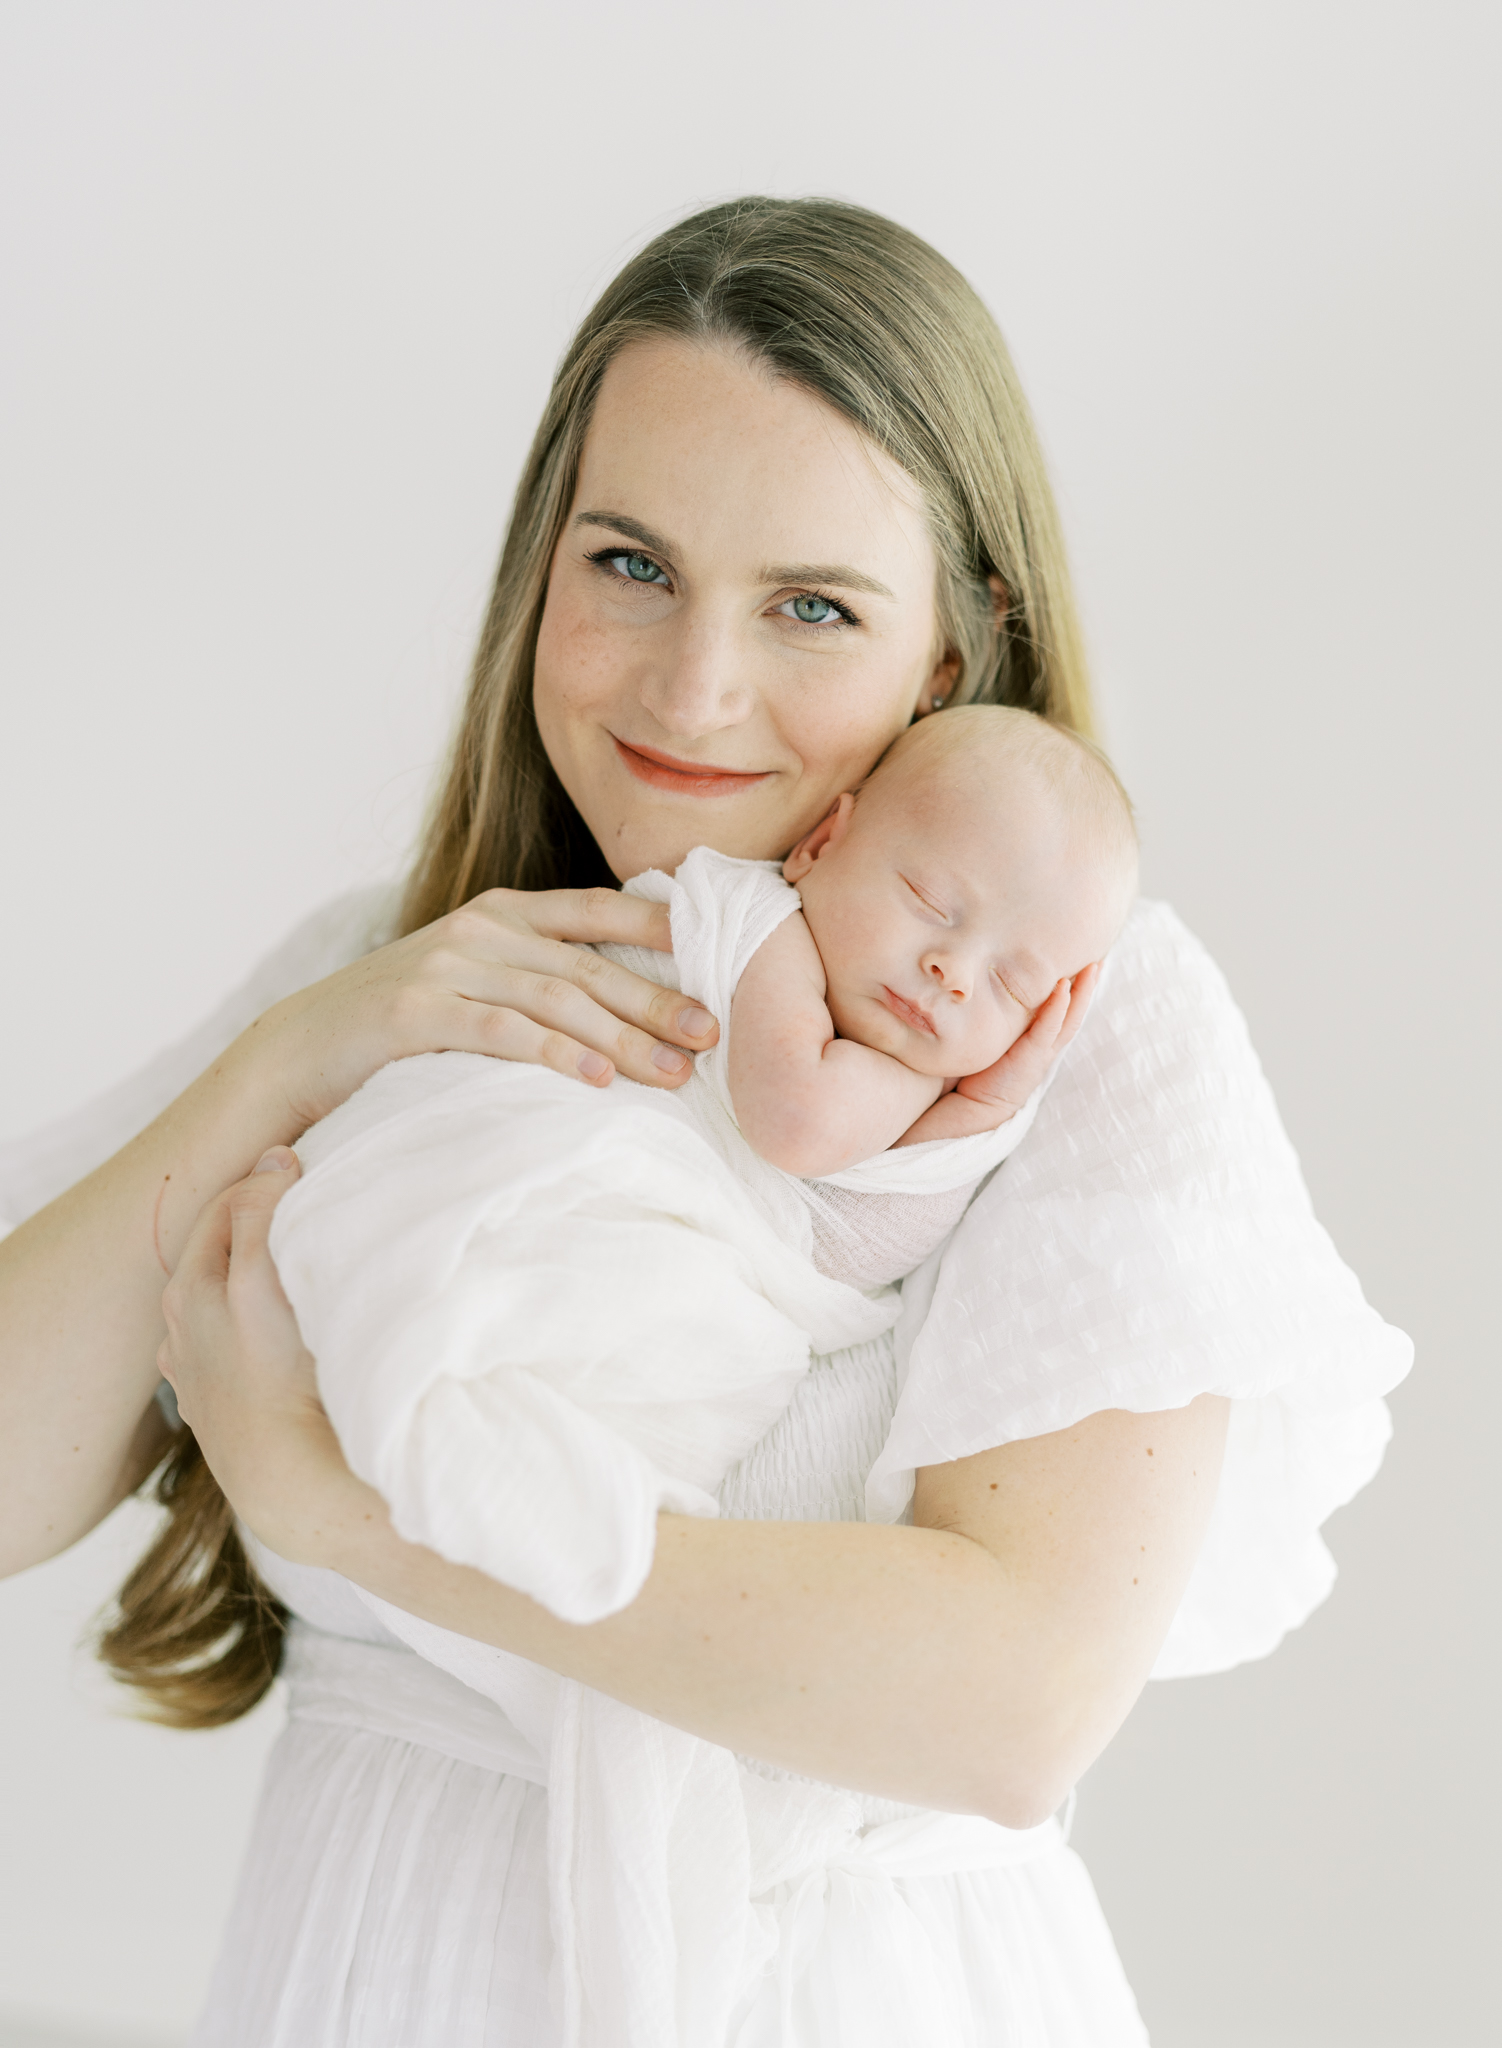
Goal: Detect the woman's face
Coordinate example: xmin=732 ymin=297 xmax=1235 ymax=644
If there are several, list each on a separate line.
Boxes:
xmin=533 ymin=336 xmax=956 ymax=879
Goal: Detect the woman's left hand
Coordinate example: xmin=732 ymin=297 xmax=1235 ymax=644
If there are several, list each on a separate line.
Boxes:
xmin=158 ymin=1149 xmax=354 ymax=1561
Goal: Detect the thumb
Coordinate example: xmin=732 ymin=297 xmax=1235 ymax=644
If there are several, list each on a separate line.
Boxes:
xmin=226 ymin=1146 xmax=303 ymax=1264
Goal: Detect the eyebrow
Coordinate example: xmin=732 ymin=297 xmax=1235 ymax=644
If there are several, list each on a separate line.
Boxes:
xmin=759 ymin=561 xmax=895 ymax=600
xmin=576 ymin=511 xmax=675 ymax=556
xmin=574 ymin=512 xmax=894 ymax=601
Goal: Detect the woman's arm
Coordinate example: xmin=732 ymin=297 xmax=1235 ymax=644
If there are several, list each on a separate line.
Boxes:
xmin=0 ymin=886 xmax=721 ymax=1579
xmin=162 ymin=1158 xmax=1229 ymax=1826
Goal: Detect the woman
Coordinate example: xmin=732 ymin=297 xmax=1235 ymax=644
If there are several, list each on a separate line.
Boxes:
xmin=0 ymin=198 xmax=1408 ymax=2045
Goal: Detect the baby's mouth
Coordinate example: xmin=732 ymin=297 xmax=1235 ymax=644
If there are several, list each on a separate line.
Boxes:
xmin=880 ymin=986 xmax=938 ymax=1036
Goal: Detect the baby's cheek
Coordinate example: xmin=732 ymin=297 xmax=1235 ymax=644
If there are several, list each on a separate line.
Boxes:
xmin=962 ymin=1016 xmax=1023 ymax=1077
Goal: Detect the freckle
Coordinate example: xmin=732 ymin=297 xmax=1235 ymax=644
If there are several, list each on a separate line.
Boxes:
xmin=1133 ymin=1577 xmax=1139 ymax=1585
xmin=1146 ymin=1448 xmax=1154 ymax=1456
xmin=799 ymin=1685 xmax=808 ymax=1693
xmin=740 ymin=1590 xmax=749 ymax=1599
xmin=702 ymin=1633 xmax=711 ymax=1643
xmin=990 ymin=1482 xmax=998 ymax=1491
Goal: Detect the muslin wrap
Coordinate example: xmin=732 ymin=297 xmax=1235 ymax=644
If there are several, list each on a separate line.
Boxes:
xmin=266 ymin=846 xmax=1042 ymax=2045
xmin=269 ymin=849 xmax=1036 ymax=1624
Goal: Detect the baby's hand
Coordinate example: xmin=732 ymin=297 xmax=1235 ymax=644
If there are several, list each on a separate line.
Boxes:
xmin=892 ymin=965 xmax=1101 ymax=1147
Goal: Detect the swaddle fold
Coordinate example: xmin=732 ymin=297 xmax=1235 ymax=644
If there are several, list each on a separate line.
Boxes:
xmin=270 ymin=1047 xmax=897 ymax=1623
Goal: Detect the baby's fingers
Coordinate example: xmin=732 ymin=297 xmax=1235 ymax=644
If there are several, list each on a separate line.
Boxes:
xmin=1050 ymin=961 xmax=1101 ymax=1057
xmin=955 ymin=975 xmax=1078 ymax=1112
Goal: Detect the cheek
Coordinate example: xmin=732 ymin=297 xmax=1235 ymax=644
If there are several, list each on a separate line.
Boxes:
xmin=534 ymin=586 xmax=630 ymax=723
xmin=778 ymin=692 xmax=914 ymax=804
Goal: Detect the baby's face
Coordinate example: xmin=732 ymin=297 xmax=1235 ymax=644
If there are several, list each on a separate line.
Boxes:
xmin=785 ymin=761 xmax=1130 ymax=1080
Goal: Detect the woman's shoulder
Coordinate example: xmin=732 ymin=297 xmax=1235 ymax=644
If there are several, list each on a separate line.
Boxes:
xmin=1095 ymin=896 xmax=1253 ymax=1058
xmin=1034 ymin=896 xmax=1286 ymax=1185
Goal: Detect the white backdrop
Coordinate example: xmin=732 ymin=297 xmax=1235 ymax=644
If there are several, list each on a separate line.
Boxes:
xmin=1 ymin=4 xmax=1497 ymax=2044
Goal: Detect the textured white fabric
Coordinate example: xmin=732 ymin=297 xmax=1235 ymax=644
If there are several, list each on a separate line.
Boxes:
xmin=803 ymin=1178 xmax=979 ymax=1291
xmin=1 ymin=880 xmax=1410 ymax=2045
xmin=233 ymin=1315 xmax=1147 ymax=2047
xmin=865 ymin=899 xmax=1412 ymax=1675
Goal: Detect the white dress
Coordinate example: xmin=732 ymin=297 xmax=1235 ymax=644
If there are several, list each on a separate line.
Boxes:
xmin=0 ymin=885 xmax=1412 ymax=2047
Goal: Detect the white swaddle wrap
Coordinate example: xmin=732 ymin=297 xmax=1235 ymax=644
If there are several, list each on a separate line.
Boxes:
xmin=269 ymin=848 xmax=1036 ymax=1626
xmin=264 ymin=846 xmax=1048 ymax=2045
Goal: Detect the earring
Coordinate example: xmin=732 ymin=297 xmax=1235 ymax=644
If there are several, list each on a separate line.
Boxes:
xmin=931 ymin=695 xmax=945 ymax=711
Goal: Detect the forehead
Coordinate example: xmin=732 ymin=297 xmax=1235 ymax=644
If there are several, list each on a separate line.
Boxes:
xmin=577 ymin=337 xmax=937 ymax=589
xmin=870 ymin=756 xmax=1131 ymax=961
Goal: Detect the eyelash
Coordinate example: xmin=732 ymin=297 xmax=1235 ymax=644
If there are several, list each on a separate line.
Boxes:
xmin=902 ymin=878 xmax=1023 ymax=1004
xmin=584 ymin=546 xmax=862 ymax=632
xmin=902 ymin=876 xmax=947 ymax=920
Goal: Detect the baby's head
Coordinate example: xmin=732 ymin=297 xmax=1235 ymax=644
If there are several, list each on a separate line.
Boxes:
xmin=783 ymin=706 xmax=1138 ymax=1079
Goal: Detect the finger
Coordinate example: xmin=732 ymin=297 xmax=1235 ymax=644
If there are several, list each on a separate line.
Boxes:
xmin=521 ymin=885 xmax=679 ymax=956
xmin=436 ymin=996 xmax=618 ymax=1087
xmin=440 ymin=981 xmax=704 ymax=1091
xmin=957 ymin=980 xmax=1072 ymax=1110
xmin=223 ymin=1149 xmax=303 ymax=1314
xmin=426 ymin=918 xmax=719 ymax=1058
xmin=1051 ymin=961 xmax=1102 ymax=1055
xmin=162 ymin=1186 xmax=234 ymax=1323
xmin=1025 ymin=976 xmax=1074 ymax=1048
xmin=464 ymin=927 xmax=719 ymax=1052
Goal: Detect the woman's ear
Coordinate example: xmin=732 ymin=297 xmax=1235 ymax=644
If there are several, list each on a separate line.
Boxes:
xmin=783 ymin=792 xmax=856 ymax=882
xmin=919 ymin=646 xmax=963 ymax=716
xmin=986 ymin=572 xmax=1010 ymax=629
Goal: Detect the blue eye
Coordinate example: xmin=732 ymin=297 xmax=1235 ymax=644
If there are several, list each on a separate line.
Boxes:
xmin=780 ymin=593 xmax=844 ymax=625
xmin=588 ymin=546 xmax=670 ymax=587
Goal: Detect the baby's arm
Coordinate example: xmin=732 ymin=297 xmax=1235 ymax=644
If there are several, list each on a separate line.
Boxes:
xmin=727 ymin=913 xmax=944 ymax=1177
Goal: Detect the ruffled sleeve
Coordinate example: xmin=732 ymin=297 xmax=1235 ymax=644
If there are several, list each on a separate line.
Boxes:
xmin=0 ymin=885 xmax=400 ymax=1230
xmin=865 ymin=898 xmax=1412 ymax=1677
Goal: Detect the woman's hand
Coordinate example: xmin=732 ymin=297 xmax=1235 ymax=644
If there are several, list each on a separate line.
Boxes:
xmin=253 ymin=886 xmax=721 ymax=1139
xmin=158 ymin=1148 xmax=361 ymax=1562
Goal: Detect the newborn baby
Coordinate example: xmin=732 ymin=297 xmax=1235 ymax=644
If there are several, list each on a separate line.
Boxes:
xmin=270 ymin=707 xmax=1138 ymax=1623
xmin=737 ymin=704 xmax=1135 ymax=1174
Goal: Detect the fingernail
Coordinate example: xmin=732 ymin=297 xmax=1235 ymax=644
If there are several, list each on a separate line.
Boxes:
xmin=253 ymin=1148 xmax=295 ymax=1174
xmin=578 ymin=1051 xmax=611 ymax=1081
xmin=652 ymin=1043 xmax=690 ymax=1074
xmin=678 ymin=1005 xmax=715 ymax=1037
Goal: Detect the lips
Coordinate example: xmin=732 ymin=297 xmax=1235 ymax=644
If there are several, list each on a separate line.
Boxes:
xmin=881 ymin=986 xmax=938 ymax=1036
xmin=612 ymin=736 xmax=771 ymax=798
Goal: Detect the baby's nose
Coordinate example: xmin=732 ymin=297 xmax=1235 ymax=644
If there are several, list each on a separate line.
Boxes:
xmin=925 ymin=955 xmax=968 ymax=998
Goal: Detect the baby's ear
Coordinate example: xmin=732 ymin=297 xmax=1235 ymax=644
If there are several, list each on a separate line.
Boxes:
xmin=783 ymin=793 xmax=855 ymax=882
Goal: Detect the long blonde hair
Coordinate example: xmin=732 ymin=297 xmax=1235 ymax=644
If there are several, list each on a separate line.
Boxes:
xmin=400 ymin=193 xmax=1094 ymax=934
xmin=100 ymin=195 xmax=1095 ymax=1726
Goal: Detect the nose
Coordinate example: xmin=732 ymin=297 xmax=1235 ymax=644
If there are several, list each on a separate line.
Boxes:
xmin=920 ymin=945 xmax=973 ymax=1001
xmin=638 ymin=614 xmax=752 ymax=740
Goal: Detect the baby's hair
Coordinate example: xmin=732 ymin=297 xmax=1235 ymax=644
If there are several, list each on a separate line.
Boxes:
xmin=864 ymin=704 xmax=1139 ymax=882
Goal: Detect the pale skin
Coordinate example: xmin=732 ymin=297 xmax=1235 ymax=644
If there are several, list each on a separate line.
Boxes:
xmin=729 ymin=710 xmax=1133 ymax=1177
xmin=2 ymin=333 xmax=1228 ymax=1829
